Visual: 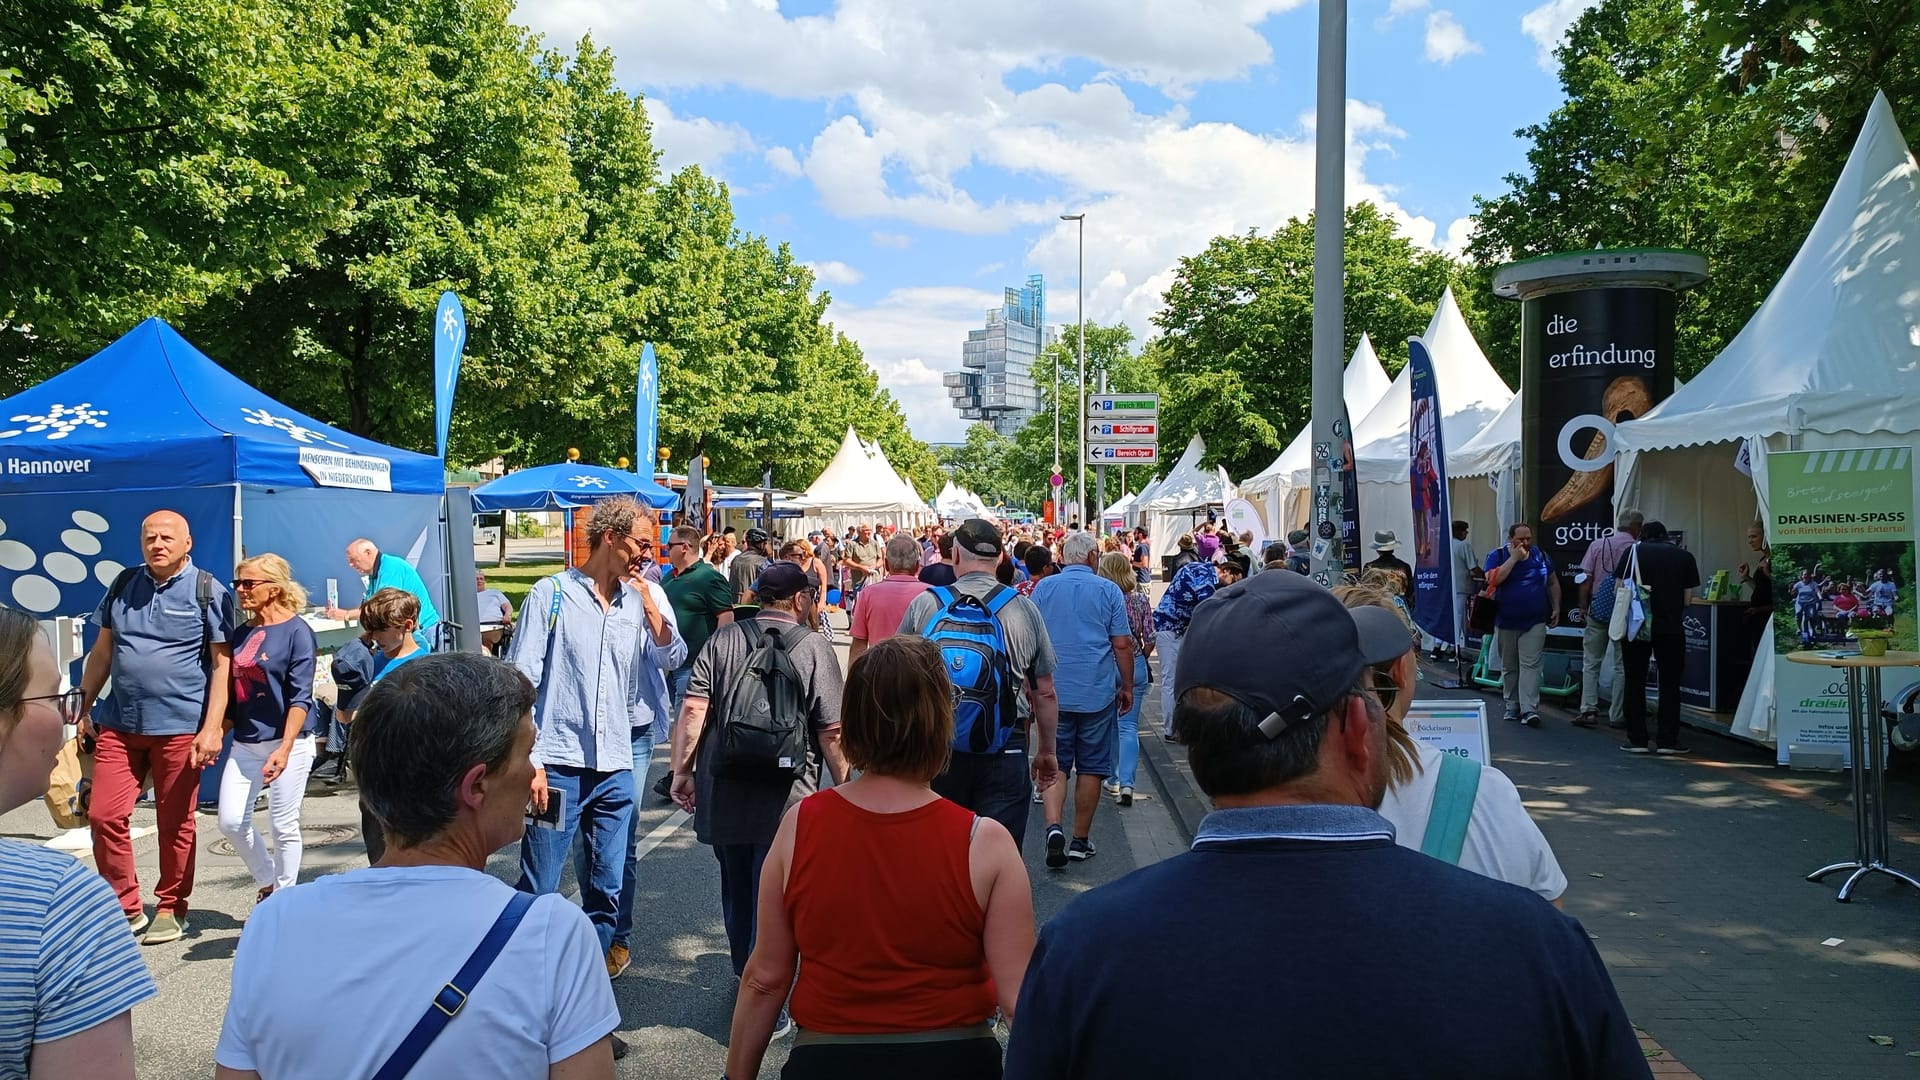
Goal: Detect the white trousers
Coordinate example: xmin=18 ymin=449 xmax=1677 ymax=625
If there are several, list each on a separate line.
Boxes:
xmin=218 ymin=737 xmax=315 ymax=891
xmin=1156 ymin=629 xmax=1184 ymax=737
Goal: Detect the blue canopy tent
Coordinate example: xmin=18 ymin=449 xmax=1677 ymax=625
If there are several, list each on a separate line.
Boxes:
xmin=471 ymin=462 xmax=679 ymax=512
xmin=0 ymin=318 xmax=448 ymax=619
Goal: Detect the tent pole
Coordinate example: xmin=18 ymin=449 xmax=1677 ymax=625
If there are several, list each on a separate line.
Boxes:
xmin=498 ymin=511 xmax=509 ymax=568
xmin=232 ymin=484 xmax=244 ymax=567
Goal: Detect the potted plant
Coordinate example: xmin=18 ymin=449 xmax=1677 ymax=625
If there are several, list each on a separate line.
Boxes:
xmin=1849 ymin=613 xmax=1895 ymax=657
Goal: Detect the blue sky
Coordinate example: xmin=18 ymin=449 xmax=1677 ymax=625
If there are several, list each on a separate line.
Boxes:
xmin=513 ymin=0 xmax=1598 ymax=443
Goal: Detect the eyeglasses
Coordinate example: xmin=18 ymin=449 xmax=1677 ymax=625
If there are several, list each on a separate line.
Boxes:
xmin=231 ymin=579 xmax=269 ymax=590
xmin=20 ymin=688 xmax=85 ymax=724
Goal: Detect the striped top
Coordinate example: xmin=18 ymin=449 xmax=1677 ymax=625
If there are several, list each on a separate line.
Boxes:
xmin=0 ymin=840 xmax=157 ymax=1077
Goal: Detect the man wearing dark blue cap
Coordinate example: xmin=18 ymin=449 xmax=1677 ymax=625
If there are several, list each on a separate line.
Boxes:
xmin=1005 ymin=571 xmax=1649 ymax=1080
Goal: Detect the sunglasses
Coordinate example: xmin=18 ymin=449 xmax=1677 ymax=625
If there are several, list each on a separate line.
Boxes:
xmin=231 ymin=578 xmax=270 ymax=590
xmin=1370 ymin=666 xmax=1401 ymax=712
xmin=21 ymin=687 xmax=85 ymax=725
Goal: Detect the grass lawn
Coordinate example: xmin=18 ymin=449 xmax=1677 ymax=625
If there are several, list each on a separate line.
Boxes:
xmin=481 ymin=562 xmax=564 ymax=615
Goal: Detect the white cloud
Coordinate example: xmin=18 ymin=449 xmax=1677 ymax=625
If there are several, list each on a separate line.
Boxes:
xmin=1438 ymin=216 xmax=1475 ymax=257
xmin=643 ymin=99 xmax=753 ymax=174
xmin=1422 ymin=11 xmax=1482 ymax=65
xmin=764 ymin=146 xmax=803 ymax=176
xmin=827 ymin=286 xmax=1007 ymax=442
xmin=1520 ymin=0 xmax=1600 ymax=71
xmin=806 ymin=259 xmax=864 ymax=286
xmin=1375 ymin=0 xmax=1429 ymax=30
xmin=871 ymin=231 xmax=913 ymax=249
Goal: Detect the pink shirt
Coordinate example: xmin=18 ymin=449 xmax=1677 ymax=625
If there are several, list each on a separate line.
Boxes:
xmin=850 ymin=574 xmax=930 ymax=643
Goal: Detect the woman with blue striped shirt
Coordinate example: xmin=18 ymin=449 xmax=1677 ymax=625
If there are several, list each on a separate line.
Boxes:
xmin=0 ymin=606 xmax=156 ymax=1079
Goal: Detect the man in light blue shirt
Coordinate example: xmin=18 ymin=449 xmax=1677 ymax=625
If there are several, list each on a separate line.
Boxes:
xmin=509 ymin=496 xmax=685 ymax=977
xmin=329 ymin=539 xmax=442 ymax=649
xmin=1029 ymin=530 xmax=1134 ymax=868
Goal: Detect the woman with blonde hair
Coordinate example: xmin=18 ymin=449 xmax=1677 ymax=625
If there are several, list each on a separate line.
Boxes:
xmin=727 ymin=635 xmax=1033 ymax=1079
xmin=0 ymin=606 xmax=155 ymax=1078
xmin=1097 ymin=551 xmax=1153 ymax=806
xmin=1331 ymin=584 xmax=1567 ymax=905
xmin=218 ymin=554 xmax=319 ymax=902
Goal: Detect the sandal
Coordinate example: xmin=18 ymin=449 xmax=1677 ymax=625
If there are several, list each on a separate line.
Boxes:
xmin=256 ymin=885 xmax=275 ymax=903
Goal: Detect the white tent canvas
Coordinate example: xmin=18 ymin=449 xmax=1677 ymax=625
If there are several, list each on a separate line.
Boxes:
xmin=1140 ymin=436 xmax=1229 ymax=559
xmin=1289 ymin=288 xmax=1513 ymax=554
xmin=801 ymin=427 xmax=931 ymax=529
xmin=1614 ymin=91 xmax=1920 ymax=745
xmin=1242 ymin=334 xmax=1392 ymax=537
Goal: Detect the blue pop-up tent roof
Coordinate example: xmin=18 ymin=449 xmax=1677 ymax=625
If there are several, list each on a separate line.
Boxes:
xmin=471 ymin=462 xmax=679 ymax=512
xmin=0 ymin=318 xmax=443 ymax=495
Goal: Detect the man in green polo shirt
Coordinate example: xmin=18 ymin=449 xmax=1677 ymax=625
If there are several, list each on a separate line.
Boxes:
xmin=658 ymin=525 xmax=734 ymax=801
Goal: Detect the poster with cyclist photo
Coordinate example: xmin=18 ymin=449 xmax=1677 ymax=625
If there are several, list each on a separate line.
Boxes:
xmin=1769 ymin=446 xmax=1915 ymax=766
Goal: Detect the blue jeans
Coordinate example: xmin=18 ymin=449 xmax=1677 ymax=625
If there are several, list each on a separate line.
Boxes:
xmin=612 ymin=726 xmax=656 ymax=949
xmin=1116 ymin=653 xmax=1148 ymax=788
xmin=517 ymin=764 xmax=635 ymax=954
xmin=714 ymin=842 xmax=771 ymax=977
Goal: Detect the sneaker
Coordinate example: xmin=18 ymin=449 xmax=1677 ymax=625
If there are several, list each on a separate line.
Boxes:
xmin=1654 ymin=745 xmax=1692 ymax=756
xmin=606 ymin=944 xmax=631 ymax=979
xmin=1045 ymin=825 xmax=1068 ymax=869
xmin=141 ymin=910 xmax=187 ymax=945
xmin=1118 ymin=786 xmax=1134 ymax=808
xmin=1103 ymin=780 xmax=1121 ymax=797
xmin=125 ymin=909 xmax=149 ymax=935
xmin=771 ymin=1005 xmax=794 ymax=1040
xmin=1619 ymin=744 xmax=1651 ymax=755
xmin=1571 ymin=711 xmax=1598 ymax=728
xmin=611 ymin=1035 xmax=629 ymax=1061
xmin=1521 ymin=712 xmax=1542 ymax=728
xmin=1066 ymin=837 xmax=1097 ymax=862
xmin=1032 ymin=786 xmax=1043 ymax=804
xmin=1502 ymin=710 xmax=1520 ymax=723
xmin=652 ymin=773 xmax=673 ymax=803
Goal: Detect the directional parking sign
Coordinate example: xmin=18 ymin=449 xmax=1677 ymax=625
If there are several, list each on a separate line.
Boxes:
xmin=1086 ymin=393 xmax=1159 ymax=417
xmin=1088 ymin=421 xmax=1158 ymax=442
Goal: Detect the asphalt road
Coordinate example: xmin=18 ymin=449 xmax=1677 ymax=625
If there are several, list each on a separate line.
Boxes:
xmin=0 ymin=622 xmax=1189 ymax=1078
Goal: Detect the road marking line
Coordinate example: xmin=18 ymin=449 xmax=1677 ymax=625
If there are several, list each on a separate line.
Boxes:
xmin=560 ymin=810 xmax=691 ymax=902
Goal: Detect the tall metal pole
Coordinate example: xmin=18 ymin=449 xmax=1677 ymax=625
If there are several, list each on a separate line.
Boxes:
xmin=1308 ymin=0 xmax=1347 ymax=582
xmin=1075 ymin=219 xmax=1086 ymax=528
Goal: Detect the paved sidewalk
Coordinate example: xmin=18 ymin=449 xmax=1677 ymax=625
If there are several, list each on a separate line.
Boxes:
xmin=1136 ymin=654 xmax=1920 ymax=1080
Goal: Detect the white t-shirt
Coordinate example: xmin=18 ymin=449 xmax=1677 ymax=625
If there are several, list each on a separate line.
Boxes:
xmin=215 ymin=865 xmax=619 ymax=1078
xmin=1378 ymin=743 xmax=1568 ymax=901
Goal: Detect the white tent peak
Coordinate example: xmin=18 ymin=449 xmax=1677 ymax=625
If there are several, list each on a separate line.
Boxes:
xmin=1249 ymin=333 xmax=1392 ymax=483
xmin=1341 ymin=288 xmax=1513 ymax=483
xmin=1619 ymin=89 xmax=1920 ymax=449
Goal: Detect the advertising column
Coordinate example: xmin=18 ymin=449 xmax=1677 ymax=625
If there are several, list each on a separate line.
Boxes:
xmin=1494 ymin=250 xmax=1707 ymax=625
xmin=1770 ymin=446 xmax=1916 ymax=766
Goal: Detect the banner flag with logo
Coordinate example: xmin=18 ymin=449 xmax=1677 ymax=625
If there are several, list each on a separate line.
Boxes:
xmin=636 ymin=342 xmax=659 ymax=478
xmin=1407 ymin=338 xmax=1455 ymax=642
xmin=432 ymin=291 xmax=467 ymax=459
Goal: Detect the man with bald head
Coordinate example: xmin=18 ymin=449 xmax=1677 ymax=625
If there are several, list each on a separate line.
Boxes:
xmin=326 ymin=537 xmax=441 ymax=647
xmin=78 ymin=510 xmax=238 ymax=944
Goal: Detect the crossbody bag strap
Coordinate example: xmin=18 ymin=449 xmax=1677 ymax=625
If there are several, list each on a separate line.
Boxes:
xmin=1419 ymin=753 xmax=1482 ymax=866
xmin=371 ymin=890 xmax=538 ymax=1080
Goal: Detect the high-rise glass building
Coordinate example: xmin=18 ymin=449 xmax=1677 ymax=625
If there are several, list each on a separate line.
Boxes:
xmin=945 ymin=274 xmax=1056 ymax=437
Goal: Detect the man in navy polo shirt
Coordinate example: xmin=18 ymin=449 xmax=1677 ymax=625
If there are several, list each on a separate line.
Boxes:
xmin=78 ymin=510 xmax=238 ymax=945
xmin=1005 ymin=571 xmax=1649 ymax=1080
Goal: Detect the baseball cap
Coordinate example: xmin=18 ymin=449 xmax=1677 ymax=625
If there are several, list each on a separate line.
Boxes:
xmin=953 ymin=518 xmax=1004 ymax=557
xmin=745 ymin=527 xmax=770 ymax=545
xmin=1174 ymin=571 xmax=1412 ymax=739
xmin=752 ymin=560 xmax=815 ymax=601
xmin=1287 ymin=529 xmax=1309 ymax=547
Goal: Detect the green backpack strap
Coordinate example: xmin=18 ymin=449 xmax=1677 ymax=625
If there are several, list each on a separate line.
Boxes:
xmin=1420 ymin=752 xmax=1483 ymax=866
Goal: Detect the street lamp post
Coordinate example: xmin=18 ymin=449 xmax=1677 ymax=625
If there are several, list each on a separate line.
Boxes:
xmin=1308 ymin=0 xmax=1346 ymax=581
xmin=1061 ymin=212 xmax=1086 ymax=528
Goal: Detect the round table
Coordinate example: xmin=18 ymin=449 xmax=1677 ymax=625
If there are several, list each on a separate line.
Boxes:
xmin=1784 ymin=650 xmax=1920 ymax=902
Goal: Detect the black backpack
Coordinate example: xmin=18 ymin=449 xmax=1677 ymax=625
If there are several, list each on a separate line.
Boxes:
xmin=711 ymin=622 xmax=812 ymax=784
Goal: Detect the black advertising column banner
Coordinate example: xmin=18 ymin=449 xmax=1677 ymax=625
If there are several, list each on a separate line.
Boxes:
xmin=1520 ymin=287 xmax=1676 ymax=622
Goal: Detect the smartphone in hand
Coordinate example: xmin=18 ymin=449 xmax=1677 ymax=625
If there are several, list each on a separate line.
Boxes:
xmin=525 ymin=787 xmax=566 ymax=830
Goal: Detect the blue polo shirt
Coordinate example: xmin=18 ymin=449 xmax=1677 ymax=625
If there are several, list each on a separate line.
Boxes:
xmin=1485 ymin=546 xmax=1558 ymax=631
xmin=1028 ymin=565 xmax=1131 ymax=713
xmin=366 ymin=551 xmax=441 ymax=632
xmin=91 ymin=557 xmax=238 ymax=737
xmin=1005 ymin=804 xmax=1649 ymax=1080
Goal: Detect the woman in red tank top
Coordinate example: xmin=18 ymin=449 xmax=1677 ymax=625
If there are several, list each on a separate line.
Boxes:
xmin=724 ymin=635 xmax=1035 ymax=1080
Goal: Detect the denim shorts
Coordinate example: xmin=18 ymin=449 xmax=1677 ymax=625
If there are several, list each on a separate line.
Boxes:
xmin=1057 ymin=701 xmax=1119 ymax=778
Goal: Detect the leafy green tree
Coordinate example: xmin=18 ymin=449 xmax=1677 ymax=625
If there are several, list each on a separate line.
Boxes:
xmin=939 ymin=423 xmax=1025 ymax=508
xmin=1151 ymin=203 xmax=1460 ymax=482
xmin=1003 ymin=322 xmax=1158 ymax=523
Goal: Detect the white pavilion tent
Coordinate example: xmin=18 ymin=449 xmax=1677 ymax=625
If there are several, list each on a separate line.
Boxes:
xmin=1242 ymin=334 xmax=1392 ymax=538
xmin=798 ymin=427 xmax=933 ymax=533
xmin=1614 ymin=90 xmax=1920 ymax=742
xmin=1290 ymin=288 xmax=1513 ymax=555
xmin=1139 ymin=436 xmax=1232 ymax=560
xmin=863 ymin=438 xmax=935 ymax=524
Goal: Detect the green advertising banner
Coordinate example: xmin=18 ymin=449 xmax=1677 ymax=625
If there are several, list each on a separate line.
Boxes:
xmin=1770 ymin=446 xmax=1916 ymax=766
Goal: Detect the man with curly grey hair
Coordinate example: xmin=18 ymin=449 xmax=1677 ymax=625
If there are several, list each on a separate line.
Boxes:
xmin=509 ymin=495 xmax=686 ymax=983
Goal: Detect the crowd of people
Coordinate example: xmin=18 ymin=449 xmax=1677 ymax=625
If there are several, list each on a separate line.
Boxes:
xmin=0 ymin=500 xmax=1668 ymax=1079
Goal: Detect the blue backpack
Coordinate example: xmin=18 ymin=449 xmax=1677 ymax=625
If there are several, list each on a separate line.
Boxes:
xmin=924 ymin=585 xmax=1020 ymax=755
